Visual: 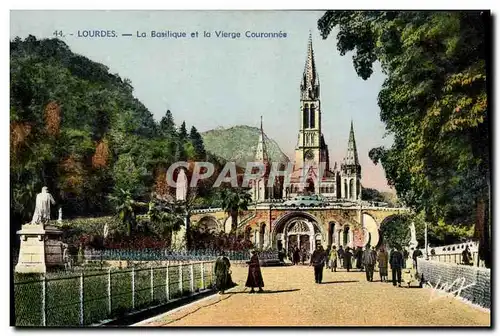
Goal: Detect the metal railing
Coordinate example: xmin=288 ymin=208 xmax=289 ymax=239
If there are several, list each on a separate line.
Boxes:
xmin=428 ymin=252 xmax=482 ymax=267
xmin=14 ymin=260 xmax=214 ymax=326
xmin=83 ymin=249 xmax=278 ymax=263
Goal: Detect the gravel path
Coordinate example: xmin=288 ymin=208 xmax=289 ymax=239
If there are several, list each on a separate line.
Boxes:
xmin=141 ymin=264 xmax=490 ymax=327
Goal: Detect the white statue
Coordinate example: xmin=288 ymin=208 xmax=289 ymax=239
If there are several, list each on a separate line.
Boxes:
xmin=409 ymin=221 xmax=418 ymax=248
xmin=58 ymin=207 xmax=62 ymax=223
xmin=31 ymin=186 xmax=56 ymax=226
xmin=176 ymin=169 xmax=188 ymax=201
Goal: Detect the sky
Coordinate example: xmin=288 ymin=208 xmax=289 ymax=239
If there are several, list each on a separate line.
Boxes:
xmin=10 ymin=10 xmax=394 ymax=192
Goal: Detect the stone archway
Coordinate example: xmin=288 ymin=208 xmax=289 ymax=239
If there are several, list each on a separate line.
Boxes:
xmin=272 ymin=212 xmax=324 ymax=258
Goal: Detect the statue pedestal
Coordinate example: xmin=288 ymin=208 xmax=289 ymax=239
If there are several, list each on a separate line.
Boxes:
xmin=15 ymin=224 xmax=64 ymax=274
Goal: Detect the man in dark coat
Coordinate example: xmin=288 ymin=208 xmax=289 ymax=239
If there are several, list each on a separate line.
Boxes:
xmin=245 ymin=250 xmax=264 ymax=293
xmin=343 ymin=247 xmax=353 ymax=272
xmin=337 ymin=246 xmax=345 ymax=268
xmin=462 ymin=246 xmax=472 ymax=265
xmin=412 ymin=248 xmax=423 ymax=268
xmin=310 ymin=245 xmax=327 ymax=284
xmin=390 ymin=246 xmax=404 ymax=287
xmin=292 ymin=246 xmax=300 ymax=265
xmin=363 ymin=245 xmax=376 ymax=282
xmin=355 ymin=247 xmax=364 ymax=271
xmin=214 ymin=251 xmax=233 ymax=294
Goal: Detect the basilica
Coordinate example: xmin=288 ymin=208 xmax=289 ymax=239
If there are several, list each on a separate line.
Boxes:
xmin=250 ymin=36 xmax=362 ymax=203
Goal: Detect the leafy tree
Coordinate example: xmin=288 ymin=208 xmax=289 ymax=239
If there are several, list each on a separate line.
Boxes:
xmin=380 ymin=215 xmax=410 ymax=249
xmin=189 ymin=126 xmax=206 ymax=160
xmin=178 ymin=121 xmax=188 ymax=141
xmin=219 ymin=188 xmax=252 ymax=233
xmin=160 ymin=110 xmax=176 ymax=137
xmin=318 ymin=11 xmax=490 ymax=266
xmin=108 ymin=189 xmax=137 ymax=236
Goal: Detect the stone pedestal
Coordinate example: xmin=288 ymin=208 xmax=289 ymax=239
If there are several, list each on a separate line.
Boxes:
xmin=15 ymin=224 xmax=64 ymax=274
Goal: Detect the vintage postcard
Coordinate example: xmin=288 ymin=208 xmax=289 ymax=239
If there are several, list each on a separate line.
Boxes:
xmin=10 ymin=10 xmax=491 ymax=327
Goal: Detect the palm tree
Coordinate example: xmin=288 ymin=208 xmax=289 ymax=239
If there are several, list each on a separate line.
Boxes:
xmin=219 ymin=188 xmax=252 ymax=233
xmin=108 ymin=189 xmax=137 ymax=236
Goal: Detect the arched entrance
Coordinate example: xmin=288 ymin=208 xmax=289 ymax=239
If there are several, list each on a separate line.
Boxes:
xmin=272 ymin=212 xmax=323 ymax=261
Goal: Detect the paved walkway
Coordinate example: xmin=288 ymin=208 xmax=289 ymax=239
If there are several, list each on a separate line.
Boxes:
xmin=140 ymin=265 xmax=490 ymax=327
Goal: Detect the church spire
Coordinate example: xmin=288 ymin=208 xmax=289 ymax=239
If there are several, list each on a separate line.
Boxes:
xmin=301 ymin=33 xmax=320 ymax=100
xmin=255 ymin=116 xmax=269 ymax=163
xmin=344 ymin=120 xmax=359 ymax=166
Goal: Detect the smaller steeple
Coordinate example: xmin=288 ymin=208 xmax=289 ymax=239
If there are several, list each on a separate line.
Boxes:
xmin=344 ymin=120 xmax=359 ymax=166
xmin=255 ymin=116 xmax=269 ymax=163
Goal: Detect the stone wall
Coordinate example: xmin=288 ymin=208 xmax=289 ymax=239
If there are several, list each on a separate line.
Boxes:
xmin=417 ymin=258 xmax=490 ymax=309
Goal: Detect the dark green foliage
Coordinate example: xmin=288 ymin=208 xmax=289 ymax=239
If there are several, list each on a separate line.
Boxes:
xmin=10 ymin=36 xmax=208 ymax=230
xmin=318 ymin=11 xmax=490 ymax=265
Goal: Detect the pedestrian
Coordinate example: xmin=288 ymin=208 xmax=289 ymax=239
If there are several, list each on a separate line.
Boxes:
xmin=412 ymin=247 xmax=423 ymax=269
xmin=245 ymin=250 xmax=264 ymax=293
xmin=390 ymin=245 xmax=404 ymax=287
xmin=214 ymin=251 xmax=233 ymax=294
xmin=300 ymin=248 xmax=307 ymax=265
xmin=343 ymin=247 xmax=353 ymax=272
xmin=363 ymin=245 xmax=376 ymax=281
xmin=329 ymin=245 xmax=338 ymax=272
xmin=402 ymin=248 xmax=409 ymax=269
xmin=337 ymin=246 xmax=345 ymax=268
xmin=462 ymin=246 xmax=472 ymax=265
xmin=377 ymin=246 xmax=389 ymax=282
xmin=325 ymin=245 xmax=331 ymax=269
xmin=293 ymin=246 xmax=300 ymax=265
xmin=355 ymin=247 xmax=363 ymax=271
xmin=310 ymin=245 xmax=327 ymax=284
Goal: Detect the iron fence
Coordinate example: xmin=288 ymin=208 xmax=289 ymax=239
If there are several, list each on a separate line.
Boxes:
xmin=84 ymin=249 xmax=278 ymax=263
xmin=14 ymin=260 xmax=214 ymax=326
xmin=428 ymin=252 xmax=483 ymax=267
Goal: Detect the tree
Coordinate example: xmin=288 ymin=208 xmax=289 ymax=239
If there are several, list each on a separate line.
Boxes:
xmin=380 ymin=215 xmax=410 ymax=249
xmin=178 ymin=121 xmax=188 ymax=141
xmin=189 ymin=126 xmax=206 ymax=160
xmin=108 ymin=189 xmax=137 ymax=236
xmin=219 ymin=188 xmax=252 ymax=233
xmin=318 ymin=11 xmax=490 ymax=267
xmin=160 ymin=110 xmax=176 ymax=137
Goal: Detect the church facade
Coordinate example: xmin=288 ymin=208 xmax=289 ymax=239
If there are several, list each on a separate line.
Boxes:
xmin=250 ymin=36 xmax=362 ymax=202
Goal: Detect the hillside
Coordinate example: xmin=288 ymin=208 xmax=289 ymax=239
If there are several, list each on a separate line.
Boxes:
xmin=10 ymin=35 xmax=208 ymax=225
xmin=201 ymin=125 xmax=290 ymax=167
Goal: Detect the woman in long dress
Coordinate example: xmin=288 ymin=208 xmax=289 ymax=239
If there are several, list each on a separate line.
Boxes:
xmin=245 ymin=250 xmax=264 ymax=293
xmin=377 ymin=246 xmax=389 ymax=282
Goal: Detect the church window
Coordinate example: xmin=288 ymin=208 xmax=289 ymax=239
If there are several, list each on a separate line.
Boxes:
xmin=310 ymin=105 xmax=316 ymax=128
xmin=303 ymin=105 xmax=310 ymax=129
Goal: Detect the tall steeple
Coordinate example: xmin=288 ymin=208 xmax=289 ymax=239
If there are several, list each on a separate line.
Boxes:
xmin=255 ymin=116 xmax=269 ymax=163
xmin=300 ymin=32 xmax=320 ymax=100
xmin=344 ymin=120 xmax=359 ymax=166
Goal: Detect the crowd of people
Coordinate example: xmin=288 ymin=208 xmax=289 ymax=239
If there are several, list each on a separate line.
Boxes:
xmin=212 ymin=242 xmax=474 ymax=294
xmin=212 ymin=244 xmax=425 ymax=294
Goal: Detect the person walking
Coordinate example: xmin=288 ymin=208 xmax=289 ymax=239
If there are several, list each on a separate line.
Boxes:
xmin=355 ymin=247 xmax=363 ymax=271
xmin=337 ymin=246 xmax=345 ymax=268
xmin=245 ymin=250 xmax=264 ymax=293
xmin=310 ymin=245 xmax=327 ymax=284
xmin=363 ymin=245 xmax=376 ymax=281
xmin=329 ymin=245 xmax=338 ymax=272
xmin=343 ymin=247 xmax=353 ymax=272
xmin=292 ymin=246 xmax=300 ymax=265
xmin=390 ymin=245 xmax=404 ymax=287
xmin=412 ymin=247 xmax=423 ymax=269
xmin=462 ymin=246 xmax=472 ymax=266
xmin=377 ymin=246 xmax=389 ymax=282
xmin=214 ymin=251 xmax=233 ymax=294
